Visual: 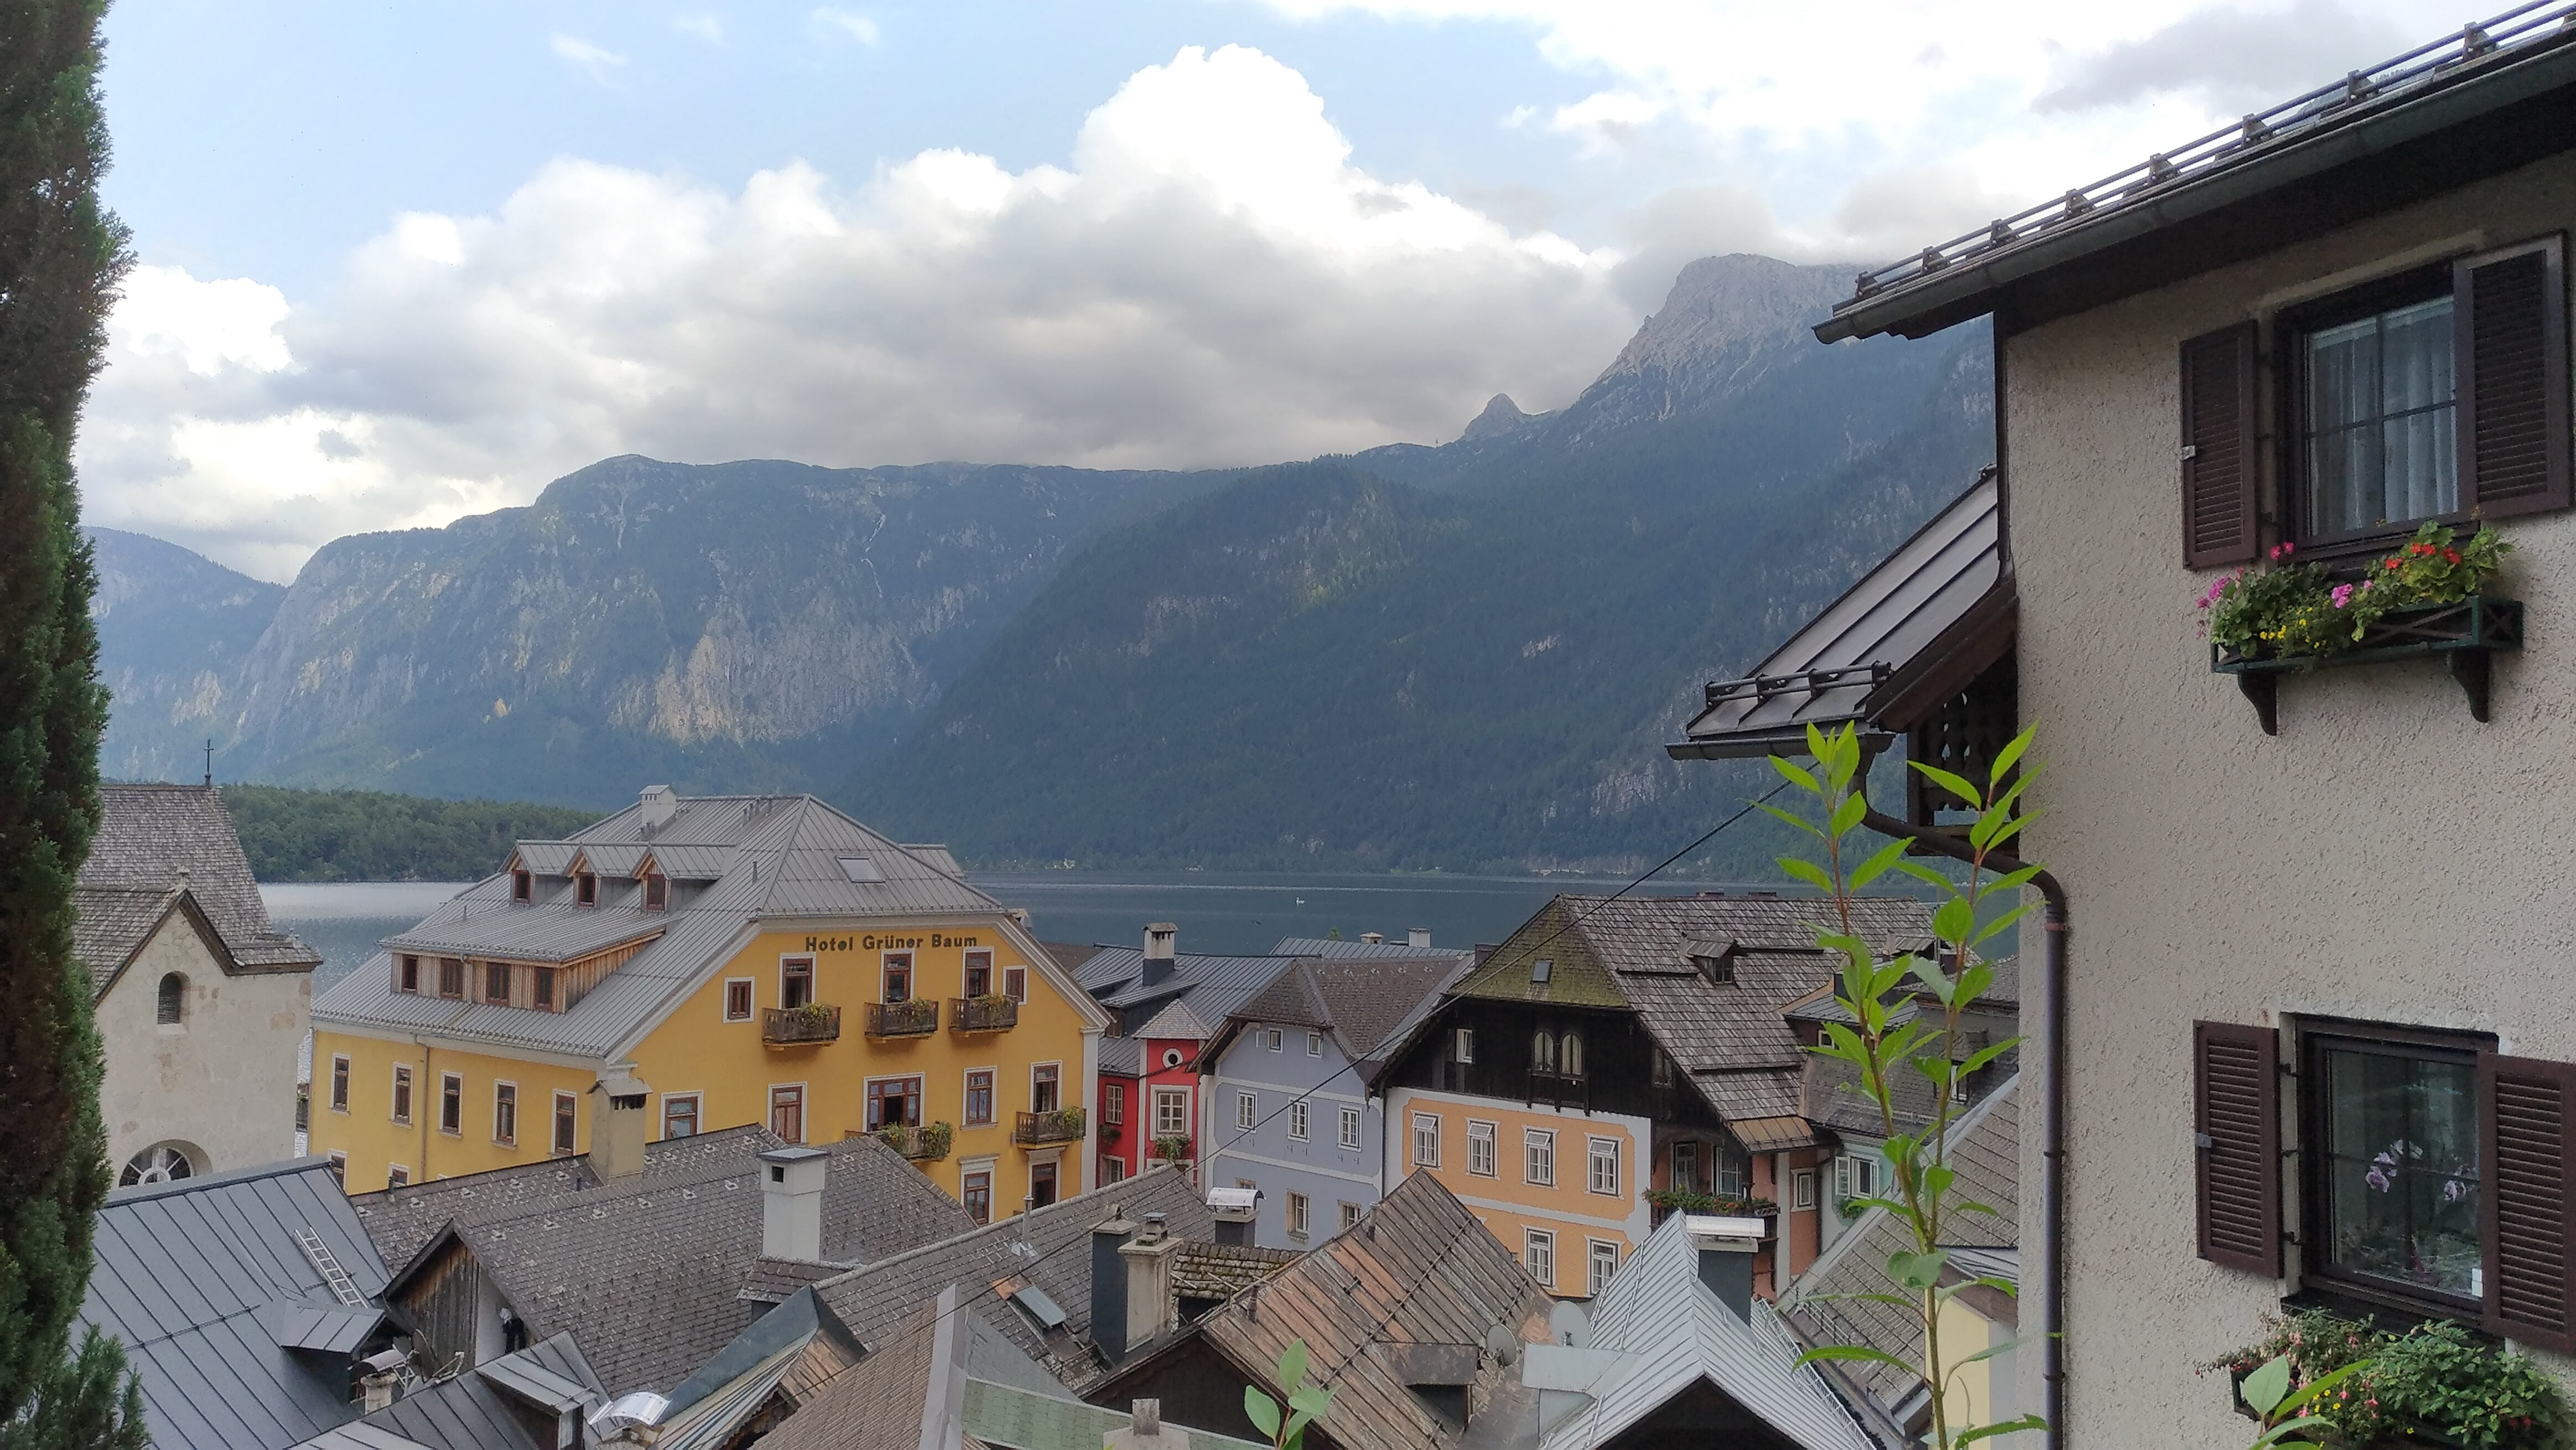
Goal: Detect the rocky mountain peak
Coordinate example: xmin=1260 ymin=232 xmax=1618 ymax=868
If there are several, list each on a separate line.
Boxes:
xmin=1458 ymin=393 xmax=1535 ymax=443
xmin=1549 ymin=253 xmax=1862 ymax=441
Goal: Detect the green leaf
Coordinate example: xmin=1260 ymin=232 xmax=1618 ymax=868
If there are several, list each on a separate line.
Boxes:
xmin=1909 ymin=761 xmax=1981 ymax=809
xmin=1955 ymin=1414 xmax=2050 ymax=1445
xmin=1768 ymin=755 xmax=1823 ymax=794
xmin=1947 ymin=1333 xmax=2038 ymax=1370
xmin=1828 ymin=792 xmax=1865 ymax=838
xmin=1755 ymin=801 xmax=1824 ymax=840
xmin=1777 ymin=857 xmax=1836 ymax=893
xmin=1894 ymin=859 xmax=1955 ymax=889
xmin=1932 ymin=1275 xmax=2018 ymax=1302
xmin=1886 ymin=1249 xmax=1948 ymax=1291
xmin=2246 ymin=1415 xmax=2330 ymax=1449
xmin=1957 ymin=1038 xmax=2022 ymax=1075
xmin=1792 ymin=1345 xmax=1920 ymax=1373
xmin=1245 ymin=1389 xmax=1283 ymax=1439
xmin=2240 ymin=1355 xmax=2292 ymax=1417
xmin=1987 ymin=726 xmax=2035 ymax=786
xmin=1288 ymin=1385 xmax=1331 ymax=1416
xmin=1847 ymin=836 xmax=1914 ymax=890
xmin=1967 ymin=906 xmax=2029 ymax=949
xmin=1984 ymin=863 xmax=2043 ymax=895
xmin=1276 ymin=1339 xmax=1309 ymax=1391
xmin=2274 ymin=1359 xmax=2369 ymax=1417
xmin=1931 ymin=897 xmax=1974 ymax=944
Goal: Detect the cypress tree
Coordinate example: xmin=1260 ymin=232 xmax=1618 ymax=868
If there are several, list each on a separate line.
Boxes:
xmin=0 ymin=1 xmax=141 ymax=1446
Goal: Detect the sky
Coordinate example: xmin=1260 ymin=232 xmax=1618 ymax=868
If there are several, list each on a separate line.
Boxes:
xmin=89 ymin=0 xmax=2470 ymax=581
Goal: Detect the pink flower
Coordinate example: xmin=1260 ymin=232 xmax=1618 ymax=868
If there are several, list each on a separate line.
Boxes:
xmin=2331 ymin=584 xmax=2355 ymax=609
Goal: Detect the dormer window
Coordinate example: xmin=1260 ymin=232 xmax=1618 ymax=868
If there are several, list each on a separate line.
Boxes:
xmin=398 ymin=955 xmax=420 ymax=992
xmin=511 ymin=869 xmax=531 ymax=903
xmin=642 ymin=872 xmax=667 ymax=911
xmin=1690 ymin=951 xmax=1733 ymax=984
xmin=576 ymin=872 xmax=597 ymax=907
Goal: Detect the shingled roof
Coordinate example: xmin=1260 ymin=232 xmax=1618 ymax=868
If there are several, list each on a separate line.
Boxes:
xmin=813 ymin=1163 xmax=1218 ymax=1395
xmin=74 ymin=784 xmax=320 ymax=992
xmin=1154 ymin=1172 xmax=1556 ymax=1450
xmin=1781 ymin=1079 xmax=2020 ymax=1408
xmin=366 ymin=1126 xmax=975 ymax=1396
xmin=314 ymin=793 xmax=1105 ymax=1062
xmin=1213 ymin=954 xmax=1471 ymax=1073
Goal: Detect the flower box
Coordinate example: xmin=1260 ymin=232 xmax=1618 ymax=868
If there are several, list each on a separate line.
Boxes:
xmin=864 ymin=998 xmax=940 ymax=1038
xmin=2212 ymin=597 xmax=2522 ymax=735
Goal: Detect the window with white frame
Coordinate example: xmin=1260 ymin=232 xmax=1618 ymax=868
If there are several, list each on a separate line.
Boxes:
xmin=1237 ymin=1090 xmax=1257 ymax=1130
xmin=1341 ymin=1202 xmax=1362 ymax=1231
xmin=1524 ymin=1229 xmax=1555 ymax=1287
xmin=1288 ymin=1101 xmax=1309 ymax=1141
xmin=1587 ymin=1136 xmax=1619 ymax=1196
xmin=1793 ymin=1169 xmax=1817 ymax=1211
xmin=1588 ymin=1239 xmax=1619 ymax=1296
xmin=1467 ymin=1120 xmax=1497 ymax=1177
xmin=1289 ymin=1192 xmax=1311 ymax=1237
xmin=1307 ymin=1032 xmax=1323 ymax=1057
xmin=1413 ymin=1112 xmax=1440 ymax=1168
xmin=1338 ymin=1105 xmax=1362 ymax=1150
xmin=1154 ymin=1086 xmax=1190 ymax=1137
xmin=1524 ymin=1128 xmax=1555 ymax=1186
xmin=1267 ymin=1028 xmax=1284 ymax=1052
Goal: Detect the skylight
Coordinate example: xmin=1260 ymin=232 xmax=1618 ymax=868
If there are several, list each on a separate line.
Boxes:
xmin=837 ymin=856 xmax=886 ymax=884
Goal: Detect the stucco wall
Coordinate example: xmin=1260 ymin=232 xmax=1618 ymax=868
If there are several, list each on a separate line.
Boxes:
xmin=2002 ymin=147 xmax=2576 ymax=1442
xmin=1204 ymin=1027 xmax=1384 ymax=1249
xmin=98 ymin=917 xmax=308 ymax=1177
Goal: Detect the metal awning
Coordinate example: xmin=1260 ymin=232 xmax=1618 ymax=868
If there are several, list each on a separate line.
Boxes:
xmin=1669 ymin=470 xmax=2012 ymax=760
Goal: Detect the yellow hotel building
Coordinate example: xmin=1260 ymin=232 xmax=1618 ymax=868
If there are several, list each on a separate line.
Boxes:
xmin=308 ymin=788 xmax=1106 ymax=1220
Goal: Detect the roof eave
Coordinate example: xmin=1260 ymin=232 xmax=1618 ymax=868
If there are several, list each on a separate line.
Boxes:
xmin=1816 ymin=34 xmax=2576 ymax=343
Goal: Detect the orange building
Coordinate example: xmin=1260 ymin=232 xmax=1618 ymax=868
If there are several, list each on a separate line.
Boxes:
xmin=1379 ymin=892 xmax=1944 ymax=1299
xmin=308 ymin=789 xmax=1107 ymax=1218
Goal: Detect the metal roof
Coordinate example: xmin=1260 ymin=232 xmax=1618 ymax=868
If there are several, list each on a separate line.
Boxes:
xmin=288 ymin=1334 xmax=605 ymax=1450
xmin=315 ymin=794 xmax=1101 ymax=1061
xmin=1538 ymin=1213 xmax=1877 ymax=1450
xmin=78 ymin=1157 xmax=392 ymax=1450
xmin=1671 ymin=472 xmax=2008 ymax=760
xmin=1819 ymin=2 xmax=2576 ymax=341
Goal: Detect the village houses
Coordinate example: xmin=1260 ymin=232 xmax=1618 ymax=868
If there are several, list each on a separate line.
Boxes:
xmin=307 ymin=788 xmax=1110 ymax=1218
xmin=1676 ymin=4 xmax=2576 ymax=1441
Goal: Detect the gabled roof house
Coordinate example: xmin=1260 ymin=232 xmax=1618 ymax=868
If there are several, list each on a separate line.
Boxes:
xmin=1672 ymin=5 xmax=2576 ymax=1440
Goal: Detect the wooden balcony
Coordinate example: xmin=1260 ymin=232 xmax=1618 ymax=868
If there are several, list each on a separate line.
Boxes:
xmin=1014 ymin=1107 xmax=1086 ymax=1146
xmin=762 ymin=1003 xmax=842 ymax=1046
xmin=874 ymin=1121 xmax=953 ymax=1162
xmin=864 ymin=999 xmax=940 ymax=1038
xmin=949 ymin=996 xmax=1019 ymax=1034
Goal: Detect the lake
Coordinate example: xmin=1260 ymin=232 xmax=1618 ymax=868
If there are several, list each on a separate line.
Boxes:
xmin=261 ymin=871 xmax=1784 ymax=991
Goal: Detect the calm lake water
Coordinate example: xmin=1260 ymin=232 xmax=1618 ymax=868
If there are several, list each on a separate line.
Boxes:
xmin=262 ymin=871 xmax=1783 ymax=991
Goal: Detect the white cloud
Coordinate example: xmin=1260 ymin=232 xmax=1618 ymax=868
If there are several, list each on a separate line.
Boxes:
xmin=1249 ymin=0 xmax=2471 ymax=246
xmin=810 ymin=8 xmax=880 ymax=45
xmin=81 ymin=45 xmax=1634 ymax=582
xmin=549 ymin=33 xmax=629 ymax=83
xmin=672 ymin=13 xmax=724 ymax=44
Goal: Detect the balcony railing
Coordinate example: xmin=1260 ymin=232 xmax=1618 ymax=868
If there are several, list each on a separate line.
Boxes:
xmin=1527 ymin=1070 xmax=1589 ymax=1112
xmin=1014 ymin=1107 xmax=1086 ymax=1146
xmin=864 ymin=999 xmax=940 ymax=1038
xmin=762 ymin=1003 xmax=842 ymax=1046
xmin=874 ymin=1121 xmax=954 ymax=1162
xmin=949 ymin=995 xmax=1019 ymax=1034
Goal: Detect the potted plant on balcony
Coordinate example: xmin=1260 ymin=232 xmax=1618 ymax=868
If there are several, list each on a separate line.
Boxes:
xmin=2201 ymin=524 xmax=2514 ymax=665
xmin=1152 ymin=1135 xmax=1192 ymax=1164
xmin=2205 ymin=1308 xmax=2565 ymax=1448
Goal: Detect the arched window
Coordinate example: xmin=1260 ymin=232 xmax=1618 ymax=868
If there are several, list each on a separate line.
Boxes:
xmin=156 ymin=973 xmax=186 ymax=1026
xmin=1560 ymin=1032 xmax=1585 ymax=1078
xmin=1531 ymin=1030 xmax=1555 ymax=1073
xmin=120 ymin=1143 xmax=196 ymax=1187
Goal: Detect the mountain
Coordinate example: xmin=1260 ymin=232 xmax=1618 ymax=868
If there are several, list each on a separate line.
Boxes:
xmin=89 ymin=527 xmax=285 ymax=783
xmin=87 ymin=252 xmax=1992 ymax=874
xmin=837 ymin=257 xmax=1994 ymax=873
xmin=116 ymin=459 xmax=1222 ymax=804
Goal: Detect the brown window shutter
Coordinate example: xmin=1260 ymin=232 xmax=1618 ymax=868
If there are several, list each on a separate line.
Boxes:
xmin=2457 ymin=236 xmax=2570 ymax=520
xmin=2482 ymin=1053 xmax=2576 ymax=1352
xmin=2194 ymin=1021 xmax=2279 ymax=1275
xmin=2180 ymin=323 xmax=2260 ymax=567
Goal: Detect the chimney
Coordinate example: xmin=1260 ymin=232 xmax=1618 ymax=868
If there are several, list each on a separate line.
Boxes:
xmin=589 ymin=1070 xmax=651 ymax=1181
xmin=638 ymin=784 xmax=678 ymax=832
xmin=1408 ymin=927 xmax=1432 ymax=950
xmin=759 ymin=1146 xmax=828 ymax=1261
xmin=357 ymin=1347 xmax=405 ymax=1413
xmin=1360 ymin=932 xmax=1384 ymax=945
xmin=1105 ymin=1399 xmax=1190 ymax=1450
xmin=361 ymin=1370 xmax=397 ymax=1414
xmin=1207 ymin=1185 xmax=1259 ymax=1247
xmin=1684 ymin=1214 xmax=1767 ymax=1319
xmin=1141 ymin=924 xmax=1178 ymax=987
xmin=1119 ymin=1211 xmax=1182 ymax=1353
xmin=1090 ymin=1205 xmax=1138 ymax=1362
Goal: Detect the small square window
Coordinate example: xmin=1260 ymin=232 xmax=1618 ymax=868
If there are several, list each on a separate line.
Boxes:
xmin=1154 ymin=1088 xmax=1190 ymax=1137
xmin=662 ymin=1093 xmax=699 ymax=1140
xmin=1003 ymin=966 xmax=1027 ymax=1002
xmin=386 ymin=1164 xmax=409 ymax=1189
xmin=1266 ymin=1028 xmax=1284 ymax=1052
xmin=1340 ymin=1202 xmax=1362 ymax=1231
xmin=725 ymin=978 xmax=754 ymax=1021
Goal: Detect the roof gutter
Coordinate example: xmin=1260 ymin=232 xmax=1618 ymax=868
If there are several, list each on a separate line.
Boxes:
xmin=1850 ymin=767 xmax=2068 ymax=1449
xmin=1816 ymin=33 xmax=2576 ymax=342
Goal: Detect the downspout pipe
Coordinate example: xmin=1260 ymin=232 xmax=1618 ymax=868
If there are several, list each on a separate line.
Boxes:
xmin=1855 ymin=790 xmax=2069 ymax=1449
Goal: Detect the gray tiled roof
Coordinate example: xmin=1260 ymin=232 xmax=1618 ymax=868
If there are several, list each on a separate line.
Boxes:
xmin=315 ymin=794 xmax=1077 ymax=1061
xmin=1543 ymin=1213 xmax=1875 ymax=1450
xmin=814 ymin=1163 xmax=1215 ymax=1394
xmin=1782 ymin=1079 xmax=2020 ymax=1406
xmin=366 ymin=1126 xmax=974 ymax=1397
xmin=1222 ymin=955 xmax=1468 ymax=1061
xmin=289 ymin=1334 xmax=604 ymax=1449
xmin=77 ymin=784 xmax=320 ymax=986
xmin=1178 ymin=1171 xmax=1555 ymax=1450
xmin=77 ymin=1157 xmax=392 ymax=1450
xmin=1273 ymin=936 xmax=1470 ymax=962
xmin=1076 ymin=947 xmax=1300 ymax=1024
xmin=752 ymin=1293 xmax=948 ymax=1450
xmin=72 ymin=885 xmax=191 ymax=995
